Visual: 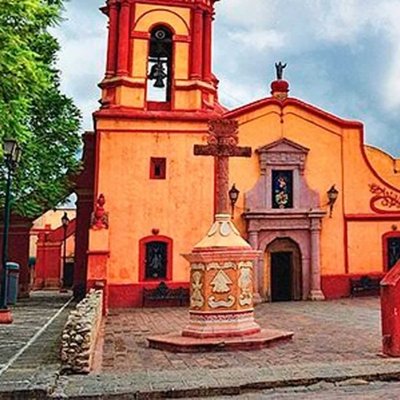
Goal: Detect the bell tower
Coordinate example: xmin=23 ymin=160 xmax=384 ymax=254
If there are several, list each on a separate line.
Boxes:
xmin=99 ymin=0 xmax=221 ymax=113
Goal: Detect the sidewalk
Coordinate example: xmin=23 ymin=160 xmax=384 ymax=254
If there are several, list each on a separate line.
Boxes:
xmin=0 ymin=291 xmax=73 ymax=396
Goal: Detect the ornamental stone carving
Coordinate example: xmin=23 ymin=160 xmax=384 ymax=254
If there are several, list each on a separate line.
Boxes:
xmin=191 ymin=271 xmax=204 ymax=308
xmin=210 ymin=270 xmax=232 ymax=293
xmin=257 ymin=138 xmax=309 ymax=176
xmin=238 ymin=262 xmax=253 ymax=306
xmin=208 ymin=295 xmax=236 ymax=309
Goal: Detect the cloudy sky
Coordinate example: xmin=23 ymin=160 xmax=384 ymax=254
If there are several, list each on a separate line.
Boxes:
xmin=54 ymin=0 xmax=400 ymax=156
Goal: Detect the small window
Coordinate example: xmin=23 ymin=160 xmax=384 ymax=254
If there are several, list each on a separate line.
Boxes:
xmin=145 ymin=241 xmax=168 ymax=280
xmin=272 ymin=170 xmax=293 ymax=209
xmin=387 ymin=237 xmax=400 ymax=270
xmin=150 ymin=157 xmax=166 ymax=179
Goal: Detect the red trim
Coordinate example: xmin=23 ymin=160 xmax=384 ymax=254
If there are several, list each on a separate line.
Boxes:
xmin=134 ymin=9 xmax=190 ymax=34
xmin=202 ymin=10 xmax=212 ymax=82
xmin=99 ymin=77 xmax=146 ymax=90
xmin=322 ymin=273 xmax=384 ymax=299
xmin=174 ymin=34 xmax=191 ymax=43
xmin=225 ymin=97 xmax=363 ymax=128
xmin=344 ymin=219 xmax=349 ymax=274
xmin=87 ymin=250 xmax=110 ymax=256
xmin=382 ymin=231 xmax=400 ymax=272
xmin=105 ymin=1 xmax=119 ymax=77
xmin=190 ymin=8 xmax=204 ymax=79
xmin=94 ymin=129 xmax=101 ymax=205
xmin=116 ymin=1 xmax=131 ymax=76
xmin=139 ymin=235 xmax=173 ymax=282
xmin=345 ymin=213 xmax=400 ymax=221
xmin=94 ymin=108 xmax=221 ymax=121
xmin=147 ymin=101 xmax=171 ymax=111
xmin=132 ymin=30 xmax=150 ymax=39
xmin=369 ymin=190 xmax=400 ymax=214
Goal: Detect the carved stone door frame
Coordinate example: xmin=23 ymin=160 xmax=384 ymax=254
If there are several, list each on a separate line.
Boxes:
xmin=244 ymin=138 xmax=326 ymax=301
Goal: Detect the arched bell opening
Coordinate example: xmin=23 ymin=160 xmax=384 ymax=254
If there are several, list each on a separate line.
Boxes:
xmin=146 ymin=25 xmax=173 ymax=103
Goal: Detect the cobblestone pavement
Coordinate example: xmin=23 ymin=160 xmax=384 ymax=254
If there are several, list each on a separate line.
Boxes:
xmin=101 ymin=297 xmax=382 ymax=372
xmin=5 ymin=296 xmax=400 ymax=399
xmin=0 ymin=291 xmax=73 ymax=393
xmin=194 ymin=380 xmax=400 ymax=399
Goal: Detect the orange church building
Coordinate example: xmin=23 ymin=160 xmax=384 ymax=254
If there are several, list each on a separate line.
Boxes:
xmin=79 ymin=0 xmax=400 ymax=308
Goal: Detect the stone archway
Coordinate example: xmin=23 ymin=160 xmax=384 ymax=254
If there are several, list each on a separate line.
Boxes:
xmin=265 ymin=238 xmax=302 ymax=301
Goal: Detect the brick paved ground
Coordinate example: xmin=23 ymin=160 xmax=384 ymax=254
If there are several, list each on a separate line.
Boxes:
xmin=4 ymin=295 xmax=400 ymax=400
xmin=100 ymin=297 xmax=382 ymax=373
xmin=194 ymin=380 xmax=400 ymax=399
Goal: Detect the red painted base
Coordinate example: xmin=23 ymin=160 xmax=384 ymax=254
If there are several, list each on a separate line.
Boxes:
xmin=322 ymin=273 xmax=384 ymax=299
xmin=147 ymin=329 xmax=293 ymax=353
xmin=106 ymin=282 xmax=190 ymax=308
xmin=0 ymin=309 xmax=13 ymax=324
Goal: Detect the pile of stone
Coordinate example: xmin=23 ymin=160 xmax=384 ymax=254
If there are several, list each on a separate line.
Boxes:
xmin=60 ymin=289 xmax=103 ymax=374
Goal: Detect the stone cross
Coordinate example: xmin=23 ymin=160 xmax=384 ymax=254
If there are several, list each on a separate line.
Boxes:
xmin=194 ymin=118 xmax=252 ymax=214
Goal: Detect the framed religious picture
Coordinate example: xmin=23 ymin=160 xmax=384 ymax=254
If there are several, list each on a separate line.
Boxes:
xmin=272 ymin=170 xmax=293 ymax=209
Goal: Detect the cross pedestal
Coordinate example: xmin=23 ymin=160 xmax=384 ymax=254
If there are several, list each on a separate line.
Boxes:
xmin=147 ymin=119 xmax=293 ymax=351
xmin=182 ymin=213 xmax=261 ymax=338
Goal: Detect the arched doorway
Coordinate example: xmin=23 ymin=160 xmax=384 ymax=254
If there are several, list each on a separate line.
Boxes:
xmin=265 ymin=238 xmax=302 ymax=301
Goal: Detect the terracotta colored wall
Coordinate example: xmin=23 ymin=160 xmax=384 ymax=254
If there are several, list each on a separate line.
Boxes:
xmin=94 ymin=123 xmax=214 ymax=286
xmin=229 ymin=104 xmax=345 ymax=276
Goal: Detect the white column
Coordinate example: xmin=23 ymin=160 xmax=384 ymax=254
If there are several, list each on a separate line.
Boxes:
xmin=248 ymin=231 xmax=262 ymax=304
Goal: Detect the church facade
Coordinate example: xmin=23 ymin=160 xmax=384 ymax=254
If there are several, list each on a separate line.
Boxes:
xmin=82 ymin=0 xmax=400 ymax=308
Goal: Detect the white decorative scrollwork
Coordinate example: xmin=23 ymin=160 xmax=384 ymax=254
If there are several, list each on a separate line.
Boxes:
xmin=238 ymin=265 xmax=253 ymax=307
xmin=191 ymin=263 xmax=206 ymax=271
xmin=208 ymin=295 xmax=235 ymax=309
xmin=191 ymin=271 xmax=204 ymax=308
xmin=206 ymin=261 xmax=237 ymax=271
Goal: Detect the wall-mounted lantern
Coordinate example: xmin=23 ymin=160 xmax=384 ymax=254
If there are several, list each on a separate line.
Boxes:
xmin=327 ymin=185 xmax=339 ymax=218
xmin=229 ymin=184 xmax=240 ymax=219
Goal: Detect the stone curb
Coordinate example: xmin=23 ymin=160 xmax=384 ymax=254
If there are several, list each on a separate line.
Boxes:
xmin=2 ymin=358 xmax=400 ymax=399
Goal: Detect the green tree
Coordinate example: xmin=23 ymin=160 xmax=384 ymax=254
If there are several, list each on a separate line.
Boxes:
xmin=0 ymin=0 xmax=82 ymax=218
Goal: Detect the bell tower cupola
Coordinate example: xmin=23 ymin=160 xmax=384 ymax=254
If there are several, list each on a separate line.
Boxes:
xmin=100 ymin=0 xmax=221 ymax=113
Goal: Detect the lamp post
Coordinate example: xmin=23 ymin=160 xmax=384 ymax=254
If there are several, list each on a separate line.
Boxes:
xmin=228 ymin=184 xmax=240 ymax=219
xmin=0 ymin=139 xmax=21 ymax=324
xmin=327 ymin=185 xmax=339 ymax=218
xmin=61 ymin=212 xmax=70 ymax=290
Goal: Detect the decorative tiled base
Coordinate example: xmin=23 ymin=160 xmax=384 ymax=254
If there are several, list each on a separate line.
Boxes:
xmin=182 ymin=310 xmax=261 ymax=339
xmin=147 ymin=329 xmax=293 ymax=353
xmin=0 ymin=308 xmax=13 ymax=324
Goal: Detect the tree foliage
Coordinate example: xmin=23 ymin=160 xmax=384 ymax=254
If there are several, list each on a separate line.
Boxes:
xmin=0 ymin=0 xmax=81 ymax=218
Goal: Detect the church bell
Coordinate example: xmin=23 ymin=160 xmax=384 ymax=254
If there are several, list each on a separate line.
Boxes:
xmin=148 ymin=59 xmax=167 ymax=88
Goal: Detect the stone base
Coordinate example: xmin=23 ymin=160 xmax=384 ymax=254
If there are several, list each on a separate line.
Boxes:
xmin=0 ymin=308 xmax=13 ymax=324
xmin=182 ymin=310 xmax=261 ymax=339
xmin=253 ymin=292 xmax=262 ymax=305
xmin=309 ymin=290 xmax=325 ymax=301
xmin=148 ymin=328 xmax=293 ymax=353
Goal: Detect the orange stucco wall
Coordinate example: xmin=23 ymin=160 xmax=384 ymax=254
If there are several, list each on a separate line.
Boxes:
xmin=94 ymin=120 xmax=214 ymax=285
xmin=92 ymin=97 xmax=400 ymax=287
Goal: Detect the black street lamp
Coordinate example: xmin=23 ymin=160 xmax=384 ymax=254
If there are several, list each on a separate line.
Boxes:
xmin=0 ymin=139 xmax=21 ymax=323
xmin=228 ymin=184 xmax=240 ymax=219
xmin=61 ymin=212 xmax=70 ymax=290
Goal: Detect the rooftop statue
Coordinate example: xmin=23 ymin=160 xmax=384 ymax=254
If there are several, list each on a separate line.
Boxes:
xmin=275 ymin=62 xmax=287 ymax=80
